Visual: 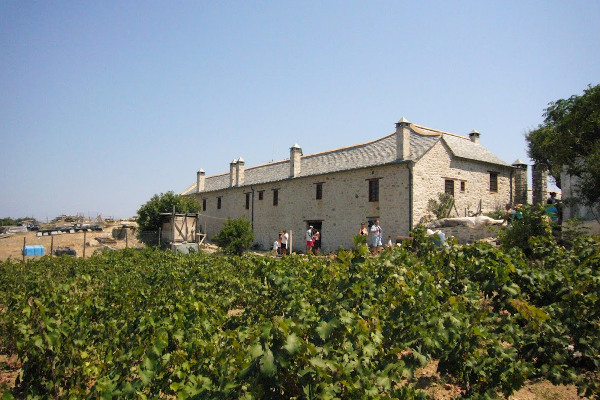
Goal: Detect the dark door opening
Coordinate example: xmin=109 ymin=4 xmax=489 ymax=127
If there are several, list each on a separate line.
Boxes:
xmin=306 ymin=221 xmax=322 ymax=253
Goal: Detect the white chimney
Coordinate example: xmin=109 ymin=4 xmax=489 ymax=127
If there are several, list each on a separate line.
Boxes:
xmin=395 ymin=117 xmax=411 ymax=160
xmin=469 ymin=129 xmax=480 ymax=144
xmin=229 ymin=159 xmax=238 ymax=187
xmin=196 ymin=169 xmax=205 ymax=193
xmin=236 ymin=157 xmax=245 ymax=186
xmin=290 ymin=143 xmax=302 ymax=178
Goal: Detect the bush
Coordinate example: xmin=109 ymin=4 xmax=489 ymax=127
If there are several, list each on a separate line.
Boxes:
xmin=212 ymin=218 xmax=254 ymax=256
xmin=497 ymin=204 xmax=554 ymax=257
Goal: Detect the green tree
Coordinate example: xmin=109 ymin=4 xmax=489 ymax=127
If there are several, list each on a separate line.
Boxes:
xmin=212 ymin=218 xmax=254 ymax=256
xmin=136 ymin=191 xmax=201 ymax=244
xmin=525 ymin=84 xmax=600 ymax=212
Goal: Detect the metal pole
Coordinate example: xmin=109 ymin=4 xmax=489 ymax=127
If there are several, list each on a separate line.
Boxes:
xmin=22 ymin=237 xmax=26 ymax=262
xmin=83 ymin=231 xmax=87 ymax=258
xmin=51 ymin=236 xmax=54 ymax=257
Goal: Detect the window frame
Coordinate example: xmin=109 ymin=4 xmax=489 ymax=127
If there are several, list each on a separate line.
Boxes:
xmin=273 ymin=189 xmax=279 ymax=206
xmin=368 ymin=179 xmax=380 ymax=202
xmin=245 ymin=193 xmax=250 ymax=210
xmin=445 ymin=179 xmax=455 ymax=197
xmin=202 ymin=198 xmax=207 ymax=211
xmin=258 ymin=190 xmax=264 ymax=201
xmin=489 ymin=172 xmax=499 ymax=193
xmin=217 ymin=197 xmax=222 ymax=210
xmin=315 ymin=182 xmax=323 ymax=200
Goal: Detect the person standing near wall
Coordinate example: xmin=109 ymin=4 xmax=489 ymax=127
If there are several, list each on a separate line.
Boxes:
xmin=305 ymin=225 xmax=314 ymax=254
xmin=281 ymin=230 xmax=289 ymax=255
xmin=370 ymin=220 xmax=383 ymax=254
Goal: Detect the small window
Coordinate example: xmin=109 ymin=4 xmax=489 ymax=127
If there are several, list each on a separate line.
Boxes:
xmin=460 ymin=181 xmax=466 ymax=192
xmin=202 ymin=199 xmax=207 ymax=211
xmin=217 ymin=197 xmax=222 ymax=210
xmin=258 ymin=190 xmax=264 ymax=200
xmin=368 ymin=179 xmax=379 ymax=202
xmin=445 ymin=179 xmax=455 ymax=197
xmin=316 ymin=183 xmax=323 ymax=200
xmin=245 ymin=193 xmax=250 ymax=210
xmin=273 ymin=189 xmax=279 ymax=206
xmin=489 ymin=172 xmax=498 ymax=193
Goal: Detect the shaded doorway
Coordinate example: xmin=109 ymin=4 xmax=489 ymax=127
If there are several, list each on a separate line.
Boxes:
xmin=306 ymin=220 xmax=322 ymax=254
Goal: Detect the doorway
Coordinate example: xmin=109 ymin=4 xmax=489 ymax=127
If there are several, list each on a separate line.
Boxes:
xmin=306 ymin=221 xmax=322 ymax=253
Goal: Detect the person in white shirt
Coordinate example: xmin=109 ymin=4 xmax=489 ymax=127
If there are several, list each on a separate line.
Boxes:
xmin=281 ymin=230 xmax=289 ymax=255
xmin=305 ymin=226 xmax=314 ymax=254
xmin=370 ymin=220 xmax=383 ymax=252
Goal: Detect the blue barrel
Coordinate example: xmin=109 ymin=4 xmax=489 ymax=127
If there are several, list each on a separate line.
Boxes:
xmin=22 ymin=245 xmax=45 ymax=256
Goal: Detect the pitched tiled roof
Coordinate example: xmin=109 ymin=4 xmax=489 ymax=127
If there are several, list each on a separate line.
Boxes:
xmin=182 ymin=123 xmax=509 ymax=195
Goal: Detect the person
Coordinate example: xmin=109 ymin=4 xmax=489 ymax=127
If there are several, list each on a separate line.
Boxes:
xmin=547 ymin=191 xmax=557 ymax=204
xmin=272 ymin=237 xmax=281 ymax=256
xmin=358 ymin=222 xmax=368 ymax=236
xmin=503 ymin=203 xmax=523 ymax=225
xmin=370 ymin=220 xmax=383 ymax=253
xmin=305 ymin=225 xmax=314 ymax=254
xmin=312 ymin=230 xmax=321 ymax=254
xmin=386 ymin=235 xmax=394 ymax=248
xmin=281 ymin=230 xmax=289 ymax=255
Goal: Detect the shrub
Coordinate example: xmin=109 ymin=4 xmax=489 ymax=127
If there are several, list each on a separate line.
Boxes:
xmin=497 ymin=204 xmax=554 ymax=257
xmin=212 ymin=218 xmax=254 ymax=256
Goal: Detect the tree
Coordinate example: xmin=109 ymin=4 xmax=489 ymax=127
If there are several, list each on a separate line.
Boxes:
xmin=136 ymin=191 xmax=201 ymax=244
xmin=525 ymin=84 xmax=600 ymax=211
xmin=212 ymin=218 xmax=254 ymax=256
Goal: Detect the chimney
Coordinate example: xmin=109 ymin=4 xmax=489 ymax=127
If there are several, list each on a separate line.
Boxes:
xmin=290 ymin=143 xmax=302 ymax=177
xmin=512 ymin=160 xmax=528 ymax=205
xmin=196 ymin=169 xmax=205 ymax=193
xmin=229 ymin=159 xmax=238 ymax=187
xmin=236 ymin=157 xmax=245 ymax=186
xmin=469 ymin=129 xmax=480 ymax=144
xmin=395 ymin=117 xmax=411 ymax=160
xmin=532 ymin=163 xmax=548 ymax=205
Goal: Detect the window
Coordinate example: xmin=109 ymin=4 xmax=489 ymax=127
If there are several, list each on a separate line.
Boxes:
xmin=315 ymin=183 xmax=323 ymax=200
xmin=245 ymin=193 xmax=250 ymax=210
xmin=460 ymin=181 xmax=466 ymax=192
xmin=273 ymin=189 xmax=279 ymax=206
xmin=258 ymin=190 xmax=264 ymax=200
xmin=489 ymin=172 xmax=498 ymax=193
xmin=445 ymin=179 xmax=455 ymax=197
xmin=368 ymin=179 xmax=379 ymax=202
xmin=202 ymin=199 xmax=207 ymax=211
xmin=217 ymin=197 xmax=222 ymax=210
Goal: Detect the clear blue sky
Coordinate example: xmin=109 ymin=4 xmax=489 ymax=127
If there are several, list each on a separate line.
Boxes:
xmin=1 ymin=1 xmax=598 ymax=221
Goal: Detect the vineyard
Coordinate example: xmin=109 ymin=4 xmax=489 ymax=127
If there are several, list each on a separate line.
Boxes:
xmin=1 ymin=222 xmax=599 ymax=399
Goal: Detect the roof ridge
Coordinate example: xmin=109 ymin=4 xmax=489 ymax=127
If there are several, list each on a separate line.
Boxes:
xmin=412 ymin=123 xmax=471 ymax=140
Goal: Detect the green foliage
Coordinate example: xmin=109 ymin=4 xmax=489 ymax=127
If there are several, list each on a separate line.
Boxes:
xmin=0 ymin=217 xmax=37 ymax=227
xmin=136 ymin=191 xmax=201 ymax=244
xmin=526 ymin=84 xmax=600 ymax=211
xmin=0 ymin=231 xmax=599 ymax=399
xmin=497 ymin=204 xmax=555 ymax=258
xmin=422 ymin=193 xmax=454 ymax=223
xmin=212 ymin=218 xmax=254 ymax=256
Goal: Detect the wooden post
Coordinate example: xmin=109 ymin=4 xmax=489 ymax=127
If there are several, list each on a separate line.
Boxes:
xmin=51 ymin=236 xmax=54 ymax=257
xmin=22 ymin=237 xmax=26 ymax=262
xmin=83 ymin=231 xmax=87 ymax=258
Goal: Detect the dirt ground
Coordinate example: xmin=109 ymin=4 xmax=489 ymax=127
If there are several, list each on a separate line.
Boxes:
xmin=0 ymin=226 xmax=144 ymax=261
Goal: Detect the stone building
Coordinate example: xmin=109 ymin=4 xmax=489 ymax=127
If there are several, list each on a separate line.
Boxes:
xmin=182 ymin=118 xmax=517 ymax=252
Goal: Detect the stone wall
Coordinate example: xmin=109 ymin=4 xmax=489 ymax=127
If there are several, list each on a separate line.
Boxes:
xmin=435 ymin=225 xmax=499 ymax=244
xmin=413 ymin=141 xmax=512 ymax=225
xmin=193 ymin=164 xmax=410 ymax=253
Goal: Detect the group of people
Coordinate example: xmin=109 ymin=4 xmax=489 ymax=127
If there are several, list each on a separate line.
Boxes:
xmin=305 ymin=225 xmax=321 ymax=254
xmin=272 ymin=230 xmax=289 ymax=255
xmin=273 ymin=219 xmax=396 ymax=256
xmin=359 ymin=220 xmax=394 ymax=254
